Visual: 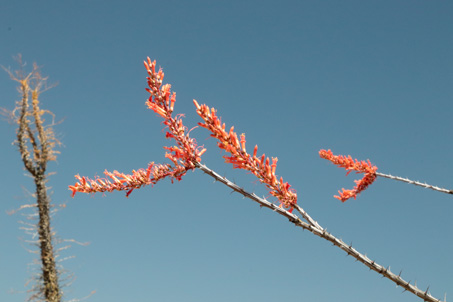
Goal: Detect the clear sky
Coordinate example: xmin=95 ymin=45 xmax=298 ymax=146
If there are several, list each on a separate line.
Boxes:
xmin=1 ymin=1 xmax=452 ymax=301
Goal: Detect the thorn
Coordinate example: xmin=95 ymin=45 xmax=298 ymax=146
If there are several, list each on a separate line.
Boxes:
xmin=401 ymin=280 xmax=411 ymax=293
xmin=424 ymin=286 xmax=430 ymax=295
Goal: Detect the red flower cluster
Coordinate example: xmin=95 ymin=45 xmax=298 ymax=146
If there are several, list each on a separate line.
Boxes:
xmin=319 ymin=149 xmax=377 ymax=202
xmin=144 ymin=58 xmax=205 ymax=168
xmin=69 ymin=163 xmax=187 ymax=197
xmin=69 ymin=58 xmax=205 ymax=197
xmin=194 ymin=101 xmax=297 ymax=210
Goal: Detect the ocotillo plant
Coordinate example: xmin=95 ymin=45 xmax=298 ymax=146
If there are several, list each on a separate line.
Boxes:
xmin=3 ymin=57 xmax=63 ymax=302
xmin=70 ymin=57 xmax=448 ymax=302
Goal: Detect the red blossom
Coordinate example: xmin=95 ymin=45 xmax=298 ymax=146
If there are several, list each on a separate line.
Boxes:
xmin=195 ymin=101 xmax=297 ymax=210
xmin=68 ymin=162 xmax=188 ymax=197
xmin=319 ymin=149 xmax=377 ymax=202
xmin=69 ymin=58 xmax=205 ymax=197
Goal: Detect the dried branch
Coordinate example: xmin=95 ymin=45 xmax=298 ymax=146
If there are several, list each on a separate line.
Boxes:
xmin=4 ymin=56 xmax=63 ymax=302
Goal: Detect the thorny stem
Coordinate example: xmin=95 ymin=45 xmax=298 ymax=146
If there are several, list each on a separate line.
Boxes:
xmin=377 ymin=172 xmax=453 ymax=195
xmin=17 ymin=79 xmax=36 ymax=175
xmin=195 ymin=162 xmax=443 ymax=302
xmin=35 ymin=176 xmax=61 ymax=302
xmin=6 ymin=59 xmax=62 ymax=302
xmin=32 ymin=87 xmax=48 ymax=172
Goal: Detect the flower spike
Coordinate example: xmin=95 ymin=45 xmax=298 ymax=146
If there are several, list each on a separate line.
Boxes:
xmin=195 ymin=102 xmax=297 ymax=210
xmin=69 ymin=58 xmax=205 ymax=197
xmin=319 ymin=149 xmax=377 ymax=202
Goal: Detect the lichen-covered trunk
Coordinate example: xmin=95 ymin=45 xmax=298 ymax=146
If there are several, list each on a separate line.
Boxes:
xmin=35 ymin=175 xmax=61 ymax=302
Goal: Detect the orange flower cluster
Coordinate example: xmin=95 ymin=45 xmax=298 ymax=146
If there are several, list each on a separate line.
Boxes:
xmin=144 ymin=57 xmax=205 ymax=168
xmin=319 ymin=149 xmax=377 ymax=202
xmin=194 ymin=101 xmax=297 ymax=210
xmin=69 ymin=58 xmax=205 ymax=197
xmin=69 ymin=163 xmax=187 ymax=197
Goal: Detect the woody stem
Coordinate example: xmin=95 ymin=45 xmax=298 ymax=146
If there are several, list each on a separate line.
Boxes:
xmin=194 ymin=162 xmax=442 ymax=302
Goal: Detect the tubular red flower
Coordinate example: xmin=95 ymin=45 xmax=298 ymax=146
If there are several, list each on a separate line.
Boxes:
xmin=195 ymin=102 xmax=297 ymax=209
xmin=70 ymin=58 xmax=205 ymax=197
xmin=320 ymin=149 xmax=378 ymax=202
xmin=240 ymin=134 xmax=246 ymax=153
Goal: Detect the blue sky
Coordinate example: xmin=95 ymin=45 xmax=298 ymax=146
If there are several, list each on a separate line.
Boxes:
xmin=1 ymin=1 xmax=452 ymax=301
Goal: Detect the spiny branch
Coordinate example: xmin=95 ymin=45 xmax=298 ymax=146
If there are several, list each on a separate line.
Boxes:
xmin=195 ymin=162 xmax=443 ymax=302
xmin=4 ymin=56 xmax=63 ymax=302
xmin=377 ymin=172 xmax=453 ymax=195
xmin=194 ymin=162 xmax=304 ymax=225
